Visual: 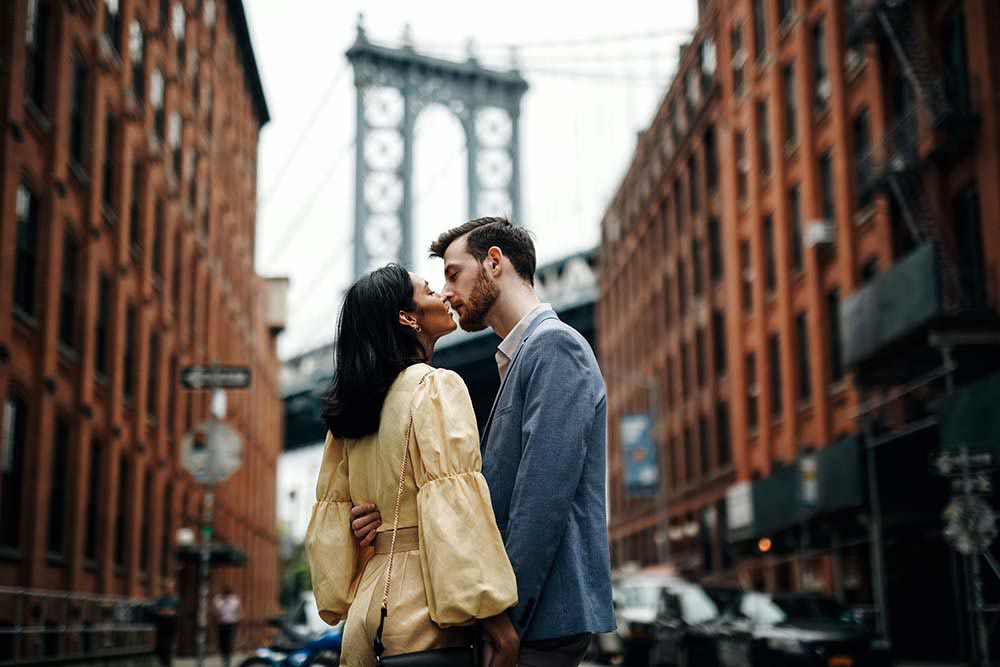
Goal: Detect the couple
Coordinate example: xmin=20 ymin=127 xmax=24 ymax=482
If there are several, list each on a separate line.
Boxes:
xmin=305 ymin=218 xmax=614 ymax=667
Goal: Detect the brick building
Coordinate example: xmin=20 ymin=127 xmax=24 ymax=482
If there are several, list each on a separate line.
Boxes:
xmin=598 ymin=0 xmax=1000 ymax=659
xmin=0 ymin=0 xmax=284 ymax=655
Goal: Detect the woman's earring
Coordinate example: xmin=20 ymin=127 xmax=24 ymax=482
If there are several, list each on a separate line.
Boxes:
xmin=414 ymin=325 xmax=422 ymax=333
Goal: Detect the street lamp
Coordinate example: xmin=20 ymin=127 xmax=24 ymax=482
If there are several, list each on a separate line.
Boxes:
xmin=602 ymin=365 xmax=669 ymax=565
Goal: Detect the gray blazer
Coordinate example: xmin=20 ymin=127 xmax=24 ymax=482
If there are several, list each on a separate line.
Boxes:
xmin=480 ymin=308 xmax=616 ymax=642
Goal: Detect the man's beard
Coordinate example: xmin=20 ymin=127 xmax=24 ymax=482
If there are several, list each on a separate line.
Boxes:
xmin=459 ymin=266 xmax=499 ymax=332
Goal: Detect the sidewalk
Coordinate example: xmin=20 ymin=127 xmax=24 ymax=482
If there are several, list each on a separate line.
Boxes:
xmin=173 ymin=656 xmax=248 ymax=667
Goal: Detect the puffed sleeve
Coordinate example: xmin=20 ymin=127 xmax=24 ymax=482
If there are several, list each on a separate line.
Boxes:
xmin=410 ymin=369 xmax=518 ymax=627
xmin=304 ymin=431 xmax=363 ymax=625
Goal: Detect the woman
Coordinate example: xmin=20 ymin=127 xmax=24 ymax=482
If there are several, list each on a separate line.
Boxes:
xmin=305 ymin=264 xmax=519 ymax=666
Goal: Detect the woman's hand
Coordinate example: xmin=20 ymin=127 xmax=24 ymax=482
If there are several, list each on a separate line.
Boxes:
xmin=349 ymin=503 xmax=381 ymax=548
xmin=481 ymin=611 xmax=519 ymax=667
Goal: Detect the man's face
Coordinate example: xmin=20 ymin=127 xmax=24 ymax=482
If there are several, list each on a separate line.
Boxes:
xmin=441 ymin=235 xmax=499 ymax=332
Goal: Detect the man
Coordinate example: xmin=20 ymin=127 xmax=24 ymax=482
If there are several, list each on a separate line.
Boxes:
xmin=148 ymin=578 xmax=180 ymax=667
xmin=351 ymin=217 xmax=615 ymax=666
xmin=212 ymin=586 xmax=241 ymax=667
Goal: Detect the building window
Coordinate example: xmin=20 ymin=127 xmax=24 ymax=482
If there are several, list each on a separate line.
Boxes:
xmin=124 ymin=305 xmax=136 ymax=401
xmin=14 ymin=182 xmax=39 ymax=316
xmin=789 ymin=185 xmax=803 ymax=272
xmin=172 ymin=2 xmax=186 ymax=73
xmin=186 ymin=149 xmax=197 ymax=210
xmin=69 ymin=52 xmax=87 ymax=166
xmin=664 ymin=276 xmax=673 ymax=325
xmin=168 ymin=355 xmax=178 ymax=431
xmin=746 ymin=352 xmax=759 ymax=430
xmin=684 ymin=426 xmax=695 ymax=482
xmin=24 ymin=0 xmax=51 ymax=113
xmin=95 ymin=273 xmax=111 ymax=378
xmin=769 ymin=334 xmax=783 ymax=417
xmin=753 ymin=0 xmax=768 ymax=62
xmin=673 ymin=177 xmax=684 ymax=233
xmin=129 ymin=161 xmax=143 ymax=255
xmin=84 ymin=439 xmax=102 ymax=562
xmin=853 ymin=107 xmax=873 ymax=210
xmin=147 ymin=333 xmax=159 ymax=420
xmin=698 ymin=415 xmax=711 ymax=477
xmin=151 ymin=68 xmax=165 ymax=142
xmin=681 ymin=342 xmax=691 ymax=398
xmin=940 ymin=5 xmax=972 ymax=114
xmin=713 ymin=310 xmax=727 ymax=377
xmin=861 ymin=257 xmax=880 ymax=284
xmin=704 ymin=126 xmax=718 ymax=192
xmin=104 ymin=0 xmax=122 ymax=53
xmin=716 ymin=401 xmax=731 ymax=466
xmin=736 ymin=131 xmax=748 ymax=201
xmin=161 ymin=482 xmax=172 ymax=577
xmin=159 ymin=0 xmax=169 ymax=30
xmin=102 ymin=114 xmax=116 ymax=214
xmin=778 ymin=0 xmax=793 ymax=25
xmin=59 ymin=230 xmax=79 ymax=348
xmin=708 ymin=218 xmax=723 ymax=282
xmin=665 ymin=357 xmax=675 ymax=406
xmin=691 ymin=237 xmax=703 ymax=297
xmin=153 ymin=200 xmax=165 ymax=280
xmin=827 ymin=288 xmax=844 ymax=382
xmin=819 ymin=150 xmax=834 ymax=221
xmin=954 ymin=184 xmax=985 ymax=304
xmin=696 ymin=331 xmax=706 ymax=385
xmin=731 ymin=23 xmax=745 ymax=97
xmin=678 ymin=262 xmax=688 ymax=316
xmin=813 ymin=19 xmax=830 ymax=111
xmin=169 ymin=112 xmax=182 ymax=180
xmin=173 ymin=230 xmax=183 ymax=314
xmin=129 ymin=20 xmax=144 ymax=101
xmin=764 ymin=215 xmax=776 ymax=293
xmin=741 ymin=239 xmax=753 ymax=315
xmin=47 ymin=416 xmax=69 ymax=556
xmin=1 ymin=395 xmax=27 ymax=549
xmin=140 ymin=470 xmax=152 ymax=574
xmin=783 ymin=63 xmax=797 ymax=145
xmin=796 ymin=312 xmax=811 ymax=401
xmin=688 ymin=155 xmax=700 ymax=217
xmin=757 ymin=100 xmax=771 ymax=177
xmin=114 ymin=457 xmax=129 ymax=568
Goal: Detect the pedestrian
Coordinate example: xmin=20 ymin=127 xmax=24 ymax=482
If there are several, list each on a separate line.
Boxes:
xmin=148 ymin=578 xmax=180 ymax=667
xmin=212 ymin=586 xmax=241 ymax=667
xmin=349 ymin=217 xmax=616 ymax=666
xmin=304 ymin=264 xmax=519 ymax=666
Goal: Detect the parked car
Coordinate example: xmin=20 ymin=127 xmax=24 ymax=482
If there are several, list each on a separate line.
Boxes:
xmin=713 ymin=591 xmax=892 ymax=667
xmin=649 ymin=582 xmax=733 ymax=667
xmin=617 ymin=572 xmax=685 ymax=666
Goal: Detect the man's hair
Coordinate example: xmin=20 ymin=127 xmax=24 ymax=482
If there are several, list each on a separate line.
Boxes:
xmin=429 ymin=216 xmax=536 ymax=286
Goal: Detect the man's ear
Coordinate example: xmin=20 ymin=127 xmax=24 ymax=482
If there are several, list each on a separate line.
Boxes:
xmin=486 ymin=246 xmax=504 ymax=276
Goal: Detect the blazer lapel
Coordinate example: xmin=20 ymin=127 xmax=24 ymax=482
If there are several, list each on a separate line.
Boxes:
xmin=481 ymin=310 xmax=559 ymax=445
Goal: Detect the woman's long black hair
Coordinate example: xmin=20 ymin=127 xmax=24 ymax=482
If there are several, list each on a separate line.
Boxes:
xmin=320 ymin=263 xmax=424 ymax=439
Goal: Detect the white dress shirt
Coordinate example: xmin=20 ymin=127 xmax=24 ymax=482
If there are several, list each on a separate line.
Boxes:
xmin=495 ymin=303 xmax=551 ymax=381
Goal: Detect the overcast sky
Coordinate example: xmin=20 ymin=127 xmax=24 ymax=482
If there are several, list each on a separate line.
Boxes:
xmin=243 ymin=1 xmax=698 ymax=359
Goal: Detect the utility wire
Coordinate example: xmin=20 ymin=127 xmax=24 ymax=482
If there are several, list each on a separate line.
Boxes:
xmin=258 ymin=62 xmax=350 ymax=208
xmin=422 ymin=27 xmax=693 ymax=52
xmin=261 ymin=136 xmax=355 ymax=269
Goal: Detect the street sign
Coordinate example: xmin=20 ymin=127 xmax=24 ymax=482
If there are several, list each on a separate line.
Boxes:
xmin=180 ymin=365 xmax=252 ymax=390
xmin=621 ymin=414 xmax=658 ymax=497
xmin=944 ymin=496 xmax=997 ymax=555
xmin=182 ymin=419 xmax=243 ymax=484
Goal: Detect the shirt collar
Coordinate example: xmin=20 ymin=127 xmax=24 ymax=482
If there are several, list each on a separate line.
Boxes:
xmin=496 ymin=303 xmax=551 ymax=376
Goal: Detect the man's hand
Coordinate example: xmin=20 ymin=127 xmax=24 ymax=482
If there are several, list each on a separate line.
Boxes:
xmin=350 ymin=503 xmax=381 ymax=548
xmin=480 ymin=612 xmax=519 ymax=667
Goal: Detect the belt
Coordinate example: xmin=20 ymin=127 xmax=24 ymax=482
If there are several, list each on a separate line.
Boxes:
xmin=373 ymin=526 xmax=419 ymax=554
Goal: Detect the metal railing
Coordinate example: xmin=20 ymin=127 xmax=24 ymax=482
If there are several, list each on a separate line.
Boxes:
xmin=0 ymin=586 xmax=154 ymax=665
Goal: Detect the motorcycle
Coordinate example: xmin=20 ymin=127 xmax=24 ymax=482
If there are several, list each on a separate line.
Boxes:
xmin=237 ymin=617 xmax=342 ymax=667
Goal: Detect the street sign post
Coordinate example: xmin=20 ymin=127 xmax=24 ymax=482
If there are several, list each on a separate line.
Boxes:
xmin=180 ymin=365 xmax=252 ymax=390
xmin=180 ymin=376 xmax=246 ymax=667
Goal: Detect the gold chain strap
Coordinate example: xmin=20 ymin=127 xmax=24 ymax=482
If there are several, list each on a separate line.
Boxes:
xmin=381 ymin=371 xmax=433 ymax=611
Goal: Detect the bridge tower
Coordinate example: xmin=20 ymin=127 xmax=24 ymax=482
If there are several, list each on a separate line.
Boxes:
xmin=347 ymin=16 xmax=528 ymax=277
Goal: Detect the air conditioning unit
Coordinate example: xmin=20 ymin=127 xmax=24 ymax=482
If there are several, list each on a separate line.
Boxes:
xmin=732 ymin=48 xmax=748 ymax=69
xmin=817 ymin=78 xmax=833 ymax=103
xmin=805 ymin=219 xmax=836 ymax=248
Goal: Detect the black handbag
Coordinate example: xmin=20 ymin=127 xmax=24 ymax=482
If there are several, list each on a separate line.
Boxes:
xmin=373 ymin=372 xmax=476 ymax=667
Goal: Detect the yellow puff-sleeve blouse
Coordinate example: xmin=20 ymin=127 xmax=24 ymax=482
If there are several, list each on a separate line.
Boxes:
xmin=304 ymin=365 xmax=517 ymax=628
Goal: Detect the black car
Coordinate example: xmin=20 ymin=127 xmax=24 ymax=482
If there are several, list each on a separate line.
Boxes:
xmin=649 ymin=582 xmax=734 ymax=667
xmin=713 ymin=591 xmax=892 ymax=667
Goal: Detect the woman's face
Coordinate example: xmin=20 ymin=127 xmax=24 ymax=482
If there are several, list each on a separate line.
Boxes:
xmin=407 ymin=273 xmax=457 ymax=340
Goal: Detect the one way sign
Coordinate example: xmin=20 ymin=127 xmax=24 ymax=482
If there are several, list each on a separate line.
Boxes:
xmin=180 ymin=365 xmax=252 ymax=390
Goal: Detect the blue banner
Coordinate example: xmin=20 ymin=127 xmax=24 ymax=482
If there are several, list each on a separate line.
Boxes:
xmin=621 ymin=413 xmax=658 ymax=497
